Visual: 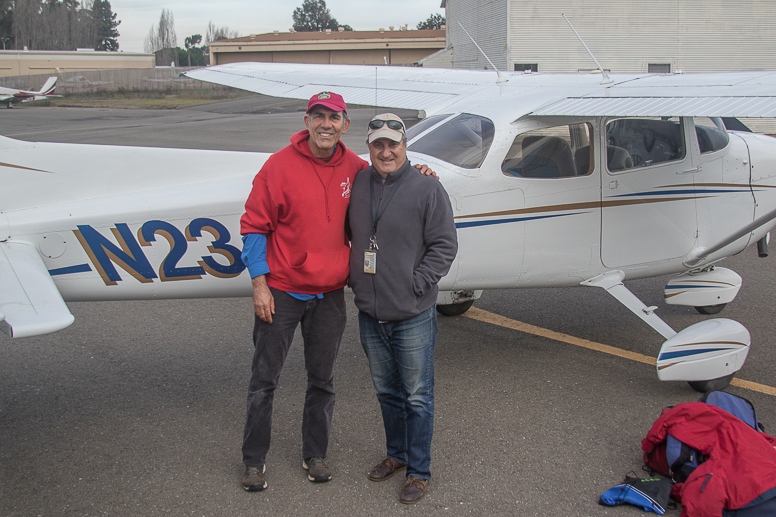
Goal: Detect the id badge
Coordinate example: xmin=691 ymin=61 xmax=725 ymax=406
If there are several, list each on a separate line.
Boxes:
xmin=364 ymin=251 xmax=377 ymax=274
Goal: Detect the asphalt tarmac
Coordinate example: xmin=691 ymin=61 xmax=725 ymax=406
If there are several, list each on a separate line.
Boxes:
xmin=1 ymin=99 xmax=775 ymax=516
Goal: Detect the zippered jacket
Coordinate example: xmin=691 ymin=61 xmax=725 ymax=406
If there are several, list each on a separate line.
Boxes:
xmin=642 ymin=402 xmax=776 ymax=516
xmin=347 ymin=160 xmax=458 ymax=321
xmin=241 ymin=130 xmax=368 ymax=294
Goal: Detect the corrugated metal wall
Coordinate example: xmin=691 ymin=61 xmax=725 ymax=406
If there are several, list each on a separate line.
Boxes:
xmin=511 ymin=0 xmax=776 ymax=73
xmin=446 ymin=0 xmax=776 ymax=73
xmin=448 ymin=0 xmax=509 ymax=70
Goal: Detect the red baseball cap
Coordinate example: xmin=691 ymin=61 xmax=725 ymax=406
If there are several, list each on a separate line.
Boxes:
xmin=307 ymin=91 xmax=347 ymax=114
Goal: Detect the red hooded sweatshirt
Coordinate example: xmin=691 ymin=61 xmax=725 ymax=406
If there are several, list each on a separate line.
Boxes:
xmin=642 ymin=402 xmax=776 ymax=516
xmin=240 ymin=130 xmax=368 ymax=294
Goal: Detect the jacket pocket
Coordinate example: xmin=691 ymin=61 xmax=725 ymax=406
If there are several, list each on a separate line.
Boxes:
xmin=291 ymin=245 xmax=350 ymax=290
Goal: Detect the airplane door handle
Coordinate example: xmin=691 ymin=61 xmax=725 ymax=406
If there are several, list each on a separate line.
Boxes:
xmin=679 ymin=167 xmax=699 ymax=174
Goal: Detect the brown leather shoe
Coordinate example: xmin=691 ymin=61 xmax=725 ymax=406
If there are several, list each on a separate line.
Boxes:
xmin=368 ymin=457 xmax=407 ymax=481
xmin=400 ymin=477 xmax=428 ymax=504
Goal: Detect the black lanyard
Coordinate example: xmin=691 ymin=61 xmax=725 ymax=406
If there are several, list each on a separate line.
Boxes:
xmin=370 ymin=168 xmax=409 ymax=236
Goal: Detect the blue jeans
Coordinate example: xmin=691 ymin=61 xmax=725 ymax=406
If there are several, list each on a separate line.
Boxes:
xmin=358 ymin=307 xmax=437 ymax=480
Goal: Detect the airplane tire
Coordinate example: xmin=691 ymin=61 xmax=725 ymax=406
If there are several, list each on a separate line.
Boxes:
xmin=436 ymin=300 xmax=474 ymax=317
xmin=695 ymin=303 xmax=726 ymax=315
xmin=687 ymin=373 xmax=734 ymax=393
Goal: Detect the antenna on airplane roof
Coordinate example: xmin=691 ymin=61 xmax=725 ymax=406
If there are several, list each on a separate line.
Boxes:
xmin=562 ymin=14 xmax=613 ymax=85
xmin=457 ymin=22 xmax=508 ymax=85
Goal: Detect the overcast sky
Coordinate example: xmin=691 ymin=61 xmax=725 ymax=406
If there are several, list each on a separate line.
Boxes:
xmin=110 ymin=0 xmax=446 ymax=53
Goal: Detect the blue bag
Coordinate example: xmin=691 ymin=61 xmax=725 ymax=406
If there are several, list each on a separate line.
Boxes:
xmin=666 ymin=434 xmax=703 ymax=483
xmin=600 ymin=475 xmax=671 ymax=514
xmin=667 ymin=390 xmax=764 ymax=483
xmin=699 ymin=390 xmax=764 ymax=432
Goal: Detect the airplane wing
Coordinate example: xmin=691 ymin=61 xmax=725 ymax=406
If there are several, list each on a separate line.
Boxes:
xmin=185 ymin=62 xmax=495 ymax=115
xmin=0 ymin=241 xmax=75 ymax=338
xmin=522 ymin=71 xmax=776 ymax=118
xmin=187 ymin=64 xmax=776 ymax=119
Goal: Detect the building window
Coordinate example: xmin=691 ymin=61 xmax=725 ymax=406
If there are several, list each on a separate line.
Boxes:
xmin=648 ymin=63 xmax=671 ymax=74
xmin=514 ymin=63 xmax=538 ymax=72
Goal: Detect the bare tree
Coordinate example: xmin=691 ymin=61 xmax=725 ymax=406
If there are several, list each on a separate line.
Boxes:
xmin=144 ymin=9 xmax=177 ymax=65
xmin=205 ymin=21 xmax=238 ymax=45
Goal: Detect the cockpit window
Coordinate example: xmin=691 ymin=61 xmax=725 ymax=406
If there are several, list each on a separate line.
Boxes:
xmin=501 ymin=123 xmax=594 ymax=178
xmin=605 ymin=117 xmax=685 ymax=171
xmin=405 ymin=114 xmax=452 ymax=142
xmin=407 ymin=113 xmax=495 ymax=169
xmin=694 ymin=117 xmax=729 ymax=154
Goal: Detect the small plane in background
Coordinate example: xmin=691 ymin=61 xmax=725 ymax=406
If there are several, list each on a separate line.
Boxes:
xmin=3 ymin=61 xmax=776 ymax=392
xmin=0 ymin=77 xmax=60 ymax=108
xmin=60 ymin=76 xmax=113 ymax=89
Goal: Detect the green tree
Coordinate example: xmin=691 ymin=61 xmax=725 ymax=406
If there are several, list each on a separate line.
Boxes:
xmin=184 ymin=34 xmax=204 ymax=67
xmin=0 ymin=0 xmax=12 ymax=49
xmin=292 ymin=0 xmax=351 ymax=32
xmin=417 ymin=13 xmax=445 ymax=30
xmin=93 ymin=0 xmax=120 ymax=51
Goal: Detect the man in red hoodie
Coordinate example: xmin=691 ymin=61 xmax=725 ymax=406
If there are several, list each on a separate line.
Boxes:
xmin=239 ymin=92 xmax=366 ymax=491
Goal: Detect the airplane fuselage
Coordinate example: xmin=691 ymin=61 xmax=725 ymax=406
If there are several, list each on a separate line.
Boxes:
xmin=2 ymin=113 xmax=775 ymax=306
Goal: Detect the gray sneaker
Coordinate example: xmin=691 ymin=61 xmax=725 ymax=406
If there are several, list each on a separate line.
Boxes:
xmin=242 ymin=465 xmax=267 ymax=491
xmin=302 ymin=457 xmax=332 ymax=482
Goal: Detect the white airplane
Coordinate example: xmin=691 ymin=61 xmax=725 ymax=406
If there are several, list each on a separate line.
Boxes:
xmin=3 ymin=62 xmax=776 ymax=393
xmin=0 ymin=77 xmax=60 ymax=108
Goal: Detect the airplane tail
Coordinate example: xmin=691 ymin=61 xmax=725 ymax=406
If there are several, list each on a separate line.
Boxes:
xmin=37 ymin=76 xmax=57 ymax=96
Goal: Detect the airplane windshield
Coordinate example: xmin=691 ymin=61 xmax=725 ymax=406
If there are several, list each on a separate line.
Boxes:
xmin=405 ymin=114 xmax=452 ymax=142
xmin=408 ymin=113 xmax=495 ymax=169
xmin=694 ymin=117 xmax=729 ymax=154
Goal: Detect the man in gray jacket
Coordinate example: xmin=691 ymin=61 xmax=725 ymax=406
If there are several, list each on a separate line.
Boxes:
xmin=347 ymin=113 xmax=458 ymax=504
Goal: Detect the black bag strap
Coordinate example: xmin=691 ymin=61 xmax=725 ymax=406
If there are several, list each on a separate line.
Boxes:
xmin=670 ymin=443 xmax=704 ymax=483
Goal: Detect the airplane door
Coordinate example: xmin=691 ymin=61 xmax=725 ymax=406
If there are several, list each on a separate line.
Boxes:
xmin=601 ymin=117 xmax=698 ymax=268
xmin=693 ymin=119 xmax=755 ymax=257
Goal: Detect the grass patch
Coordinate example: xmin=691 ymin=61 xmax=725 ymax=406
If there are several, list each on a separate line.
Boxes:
xmin=30 ymin=88 xmax=256 ymax=109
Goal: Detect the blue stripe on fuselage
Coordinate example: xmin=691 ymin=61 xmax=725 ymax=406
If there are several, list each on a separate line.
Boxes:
xmin=49 ymin=263 xmax=93 ymax=276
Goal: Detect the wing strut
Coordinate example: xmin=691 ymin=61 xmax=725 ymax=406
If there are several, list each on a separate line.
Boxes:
xmin=581 ymin=270 xmax=676 ymax=339
xmin=684 ymin=206 xmax=776 ymax=267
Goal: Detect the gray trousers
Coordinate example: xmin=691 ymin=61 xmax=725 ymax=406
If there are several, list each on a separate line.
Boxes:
xmin=242 ymin=287 xmax=347 ymax=467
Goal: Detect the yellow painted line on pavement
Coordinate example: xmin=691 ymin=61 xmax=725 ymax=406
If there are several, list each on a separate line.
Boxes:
xmin=463 ymin=306 xmax=776 ymax=397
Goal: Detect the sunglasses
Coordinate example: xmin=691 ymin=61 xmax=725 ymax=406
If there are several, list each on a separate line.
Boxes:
xmin=368 ymin=119 xmax=405 ymax=132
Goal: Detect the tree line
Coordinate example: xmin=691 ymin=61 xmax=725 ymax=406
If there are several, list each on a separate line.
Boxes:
xmin=292 ymin=0 xmax=444 ymax=32
xmin=1 ymin=0 xmax=119 ymax=51
xmin=143 ymin=9 xmax=238 ymax=67
xmin=142 ymin=0 xmax=445 ymax=68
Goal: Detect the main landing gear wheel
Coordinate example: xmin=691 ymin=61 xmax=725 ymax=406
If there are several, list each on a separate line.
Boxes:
xmin=688 ymin=373 xmax=734 ymax=393
xmin=436 ymin=300 xmax=474 ymax=317
xmin=695 ymin=303 xmax=727 ymax=315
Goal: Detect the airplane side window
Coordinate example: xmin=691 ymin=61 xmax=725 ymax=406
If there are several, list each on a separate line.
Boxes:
xmin=501 ymin=123 xmax=594 ymax=178
xmin=694 ymin=117 xmax=729 ymax=154
xmin=605 ymin=117 xmax=685 ymax=171
xmin=407 ymin=114 xmax=495 ymax=169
